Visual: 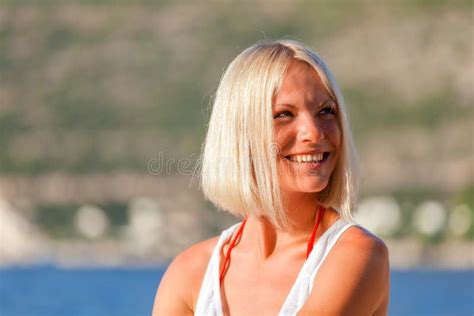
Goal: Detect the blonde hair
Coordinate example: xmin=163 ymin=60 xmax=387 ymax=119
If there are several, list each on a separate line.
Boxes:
xmin=199 ymin=39 xmax=359 ymax=229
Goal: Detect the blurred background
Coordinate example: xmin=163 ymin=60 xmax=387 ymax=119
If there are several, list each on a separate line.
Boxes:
xmin=0 ymin=0 xmax=472 ymax=315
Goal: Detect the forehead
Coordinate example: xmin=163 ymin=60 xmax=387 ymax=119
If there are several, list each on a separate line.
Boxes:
xmin=274 ymin=59 xmax=331 ymax=105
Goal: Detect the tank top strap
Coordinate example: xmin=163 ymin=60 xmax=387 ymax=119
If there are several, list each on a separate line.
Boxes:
xmin=195 ymin=222 xmax=241 ymax=316
xmin=279 ymin=219 xmax=357 ymax=315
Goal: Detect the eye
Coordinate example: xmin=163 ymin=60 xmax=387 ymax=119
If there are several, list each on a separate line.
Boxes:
xmin=273 ymin=110 xmax=293 ymax=119
xmin=319 ymin=105 xmax=337 ymax=117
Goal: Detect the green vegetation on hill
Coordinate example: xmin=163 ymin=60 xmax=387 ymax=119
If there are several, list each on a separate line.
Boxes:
xmin=0 ymin=2 xmax=471 ymax=176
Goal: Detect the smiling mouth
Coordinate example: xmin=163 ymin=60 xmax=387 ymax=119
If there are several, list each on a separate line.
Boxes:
xmin=283 ymin=152 xmax=330 ymax=163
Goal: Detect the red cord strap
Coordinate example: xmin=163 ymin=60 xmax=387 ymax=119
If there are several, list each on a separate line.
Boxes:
xmin=219 ymin=206 xmax=325 ymax=284
xmin=219 ymin=218 xmax=248 ymax=284
xmin=306 ymin=206 xmax=325 ymax=259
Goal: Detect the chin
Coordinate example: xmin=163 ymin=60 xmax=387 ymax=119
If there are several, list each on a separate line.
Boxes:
xmin=282 ymin=179 xmax=330 ymax=194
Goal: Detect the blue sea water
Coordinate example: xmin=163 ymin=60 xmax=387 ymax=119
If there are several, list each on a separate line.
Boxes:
xmin=0 ymin=266 xmax=472 ymax=316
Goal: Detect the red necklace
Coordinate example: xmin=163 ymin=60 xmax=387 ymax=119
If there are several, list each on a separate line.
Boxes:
xmin=219 ymin=206 xmax=325 ymax=284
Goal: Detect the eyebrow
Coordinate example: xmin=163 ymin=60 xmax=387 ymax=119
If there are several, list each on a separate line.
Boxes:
xmin=273 ymin=98 xmax=336 ymax=109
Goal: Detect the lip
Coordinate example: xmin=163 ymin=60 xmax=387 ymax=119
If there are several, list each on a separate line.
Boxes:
xmin=284 ymin=150 xmax=328 ymax=157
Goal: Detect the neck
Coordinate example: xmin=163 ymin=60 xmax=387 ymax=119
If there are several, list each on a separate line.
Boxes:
xmin=243 ymin=192 xmax=325 ymax=260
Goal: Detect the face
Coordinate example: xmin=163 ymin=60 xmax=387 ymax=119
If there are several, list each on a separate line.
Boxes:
xmin=272 ymin=59 xmax=342 ymax=195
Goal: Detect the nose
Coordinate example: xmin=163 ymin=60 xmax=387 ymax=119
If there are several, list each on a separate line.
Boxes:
xmin=297 ymin=113 xmax=323 ymax=143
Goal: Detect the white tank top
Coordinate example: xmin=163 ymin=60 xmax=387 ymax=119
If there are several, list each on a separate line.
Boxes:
xmin=195 ymin=218 xmax=357 ymax=316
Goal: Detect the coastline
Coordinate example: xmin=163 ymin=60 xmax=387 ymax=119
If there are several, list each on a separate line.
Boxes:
xmin=1 ymin=238 xmax=472 ymax=270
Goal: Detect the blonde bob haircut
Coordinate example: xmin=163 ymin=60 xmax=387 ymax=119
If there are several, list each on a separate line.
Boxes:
xmin=200 ymin=39 xmax=359 ymax=229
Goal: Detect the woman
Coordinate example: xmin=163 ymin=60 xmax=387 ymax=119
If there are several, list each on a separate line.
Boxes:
xmin=153 ymin=39 xmax=390 ymax=315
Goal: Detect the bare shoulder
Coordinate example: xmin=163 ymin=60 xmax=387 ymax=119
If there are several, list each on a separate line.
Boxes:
xmin=169 ymin=236 xmax=219 ymax=279
xmin=338 ymin=225 xmax=389 ymax=259
xmin=152 ymin=236 xmax=219 ymax=315
xmin=324 ymin=225 xmax=390 ymax=288
xmin=299 ymin=225 xmax=390 ymax=316
xmin=337 ymin=225 xmax=390 ymax=289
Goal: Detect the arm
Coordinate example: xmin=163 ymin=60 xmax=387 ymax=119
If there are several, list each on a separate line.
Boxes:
xmin=298 ymin=227 xmax=390 ymax=316
xmin=152 ymin=237 xmax=217 ymax=316
xmin=152 ymin=251 xmax=194 ymax=316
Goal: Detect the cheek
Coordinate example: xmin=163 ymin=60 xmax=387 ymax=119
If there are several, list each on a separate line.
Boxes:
xmin=321 ymin=120 xmax=342 ymax=149
xmin=273 ymin=126 xmax=293 ymax=154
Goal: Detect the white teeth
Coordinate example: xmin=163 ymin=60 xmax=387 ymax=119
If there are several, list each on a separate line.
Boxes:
xmin=289 ymin=153 xmax=324 ymax=162
xmin=315 ymin=153 xmax=323 ymax=161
